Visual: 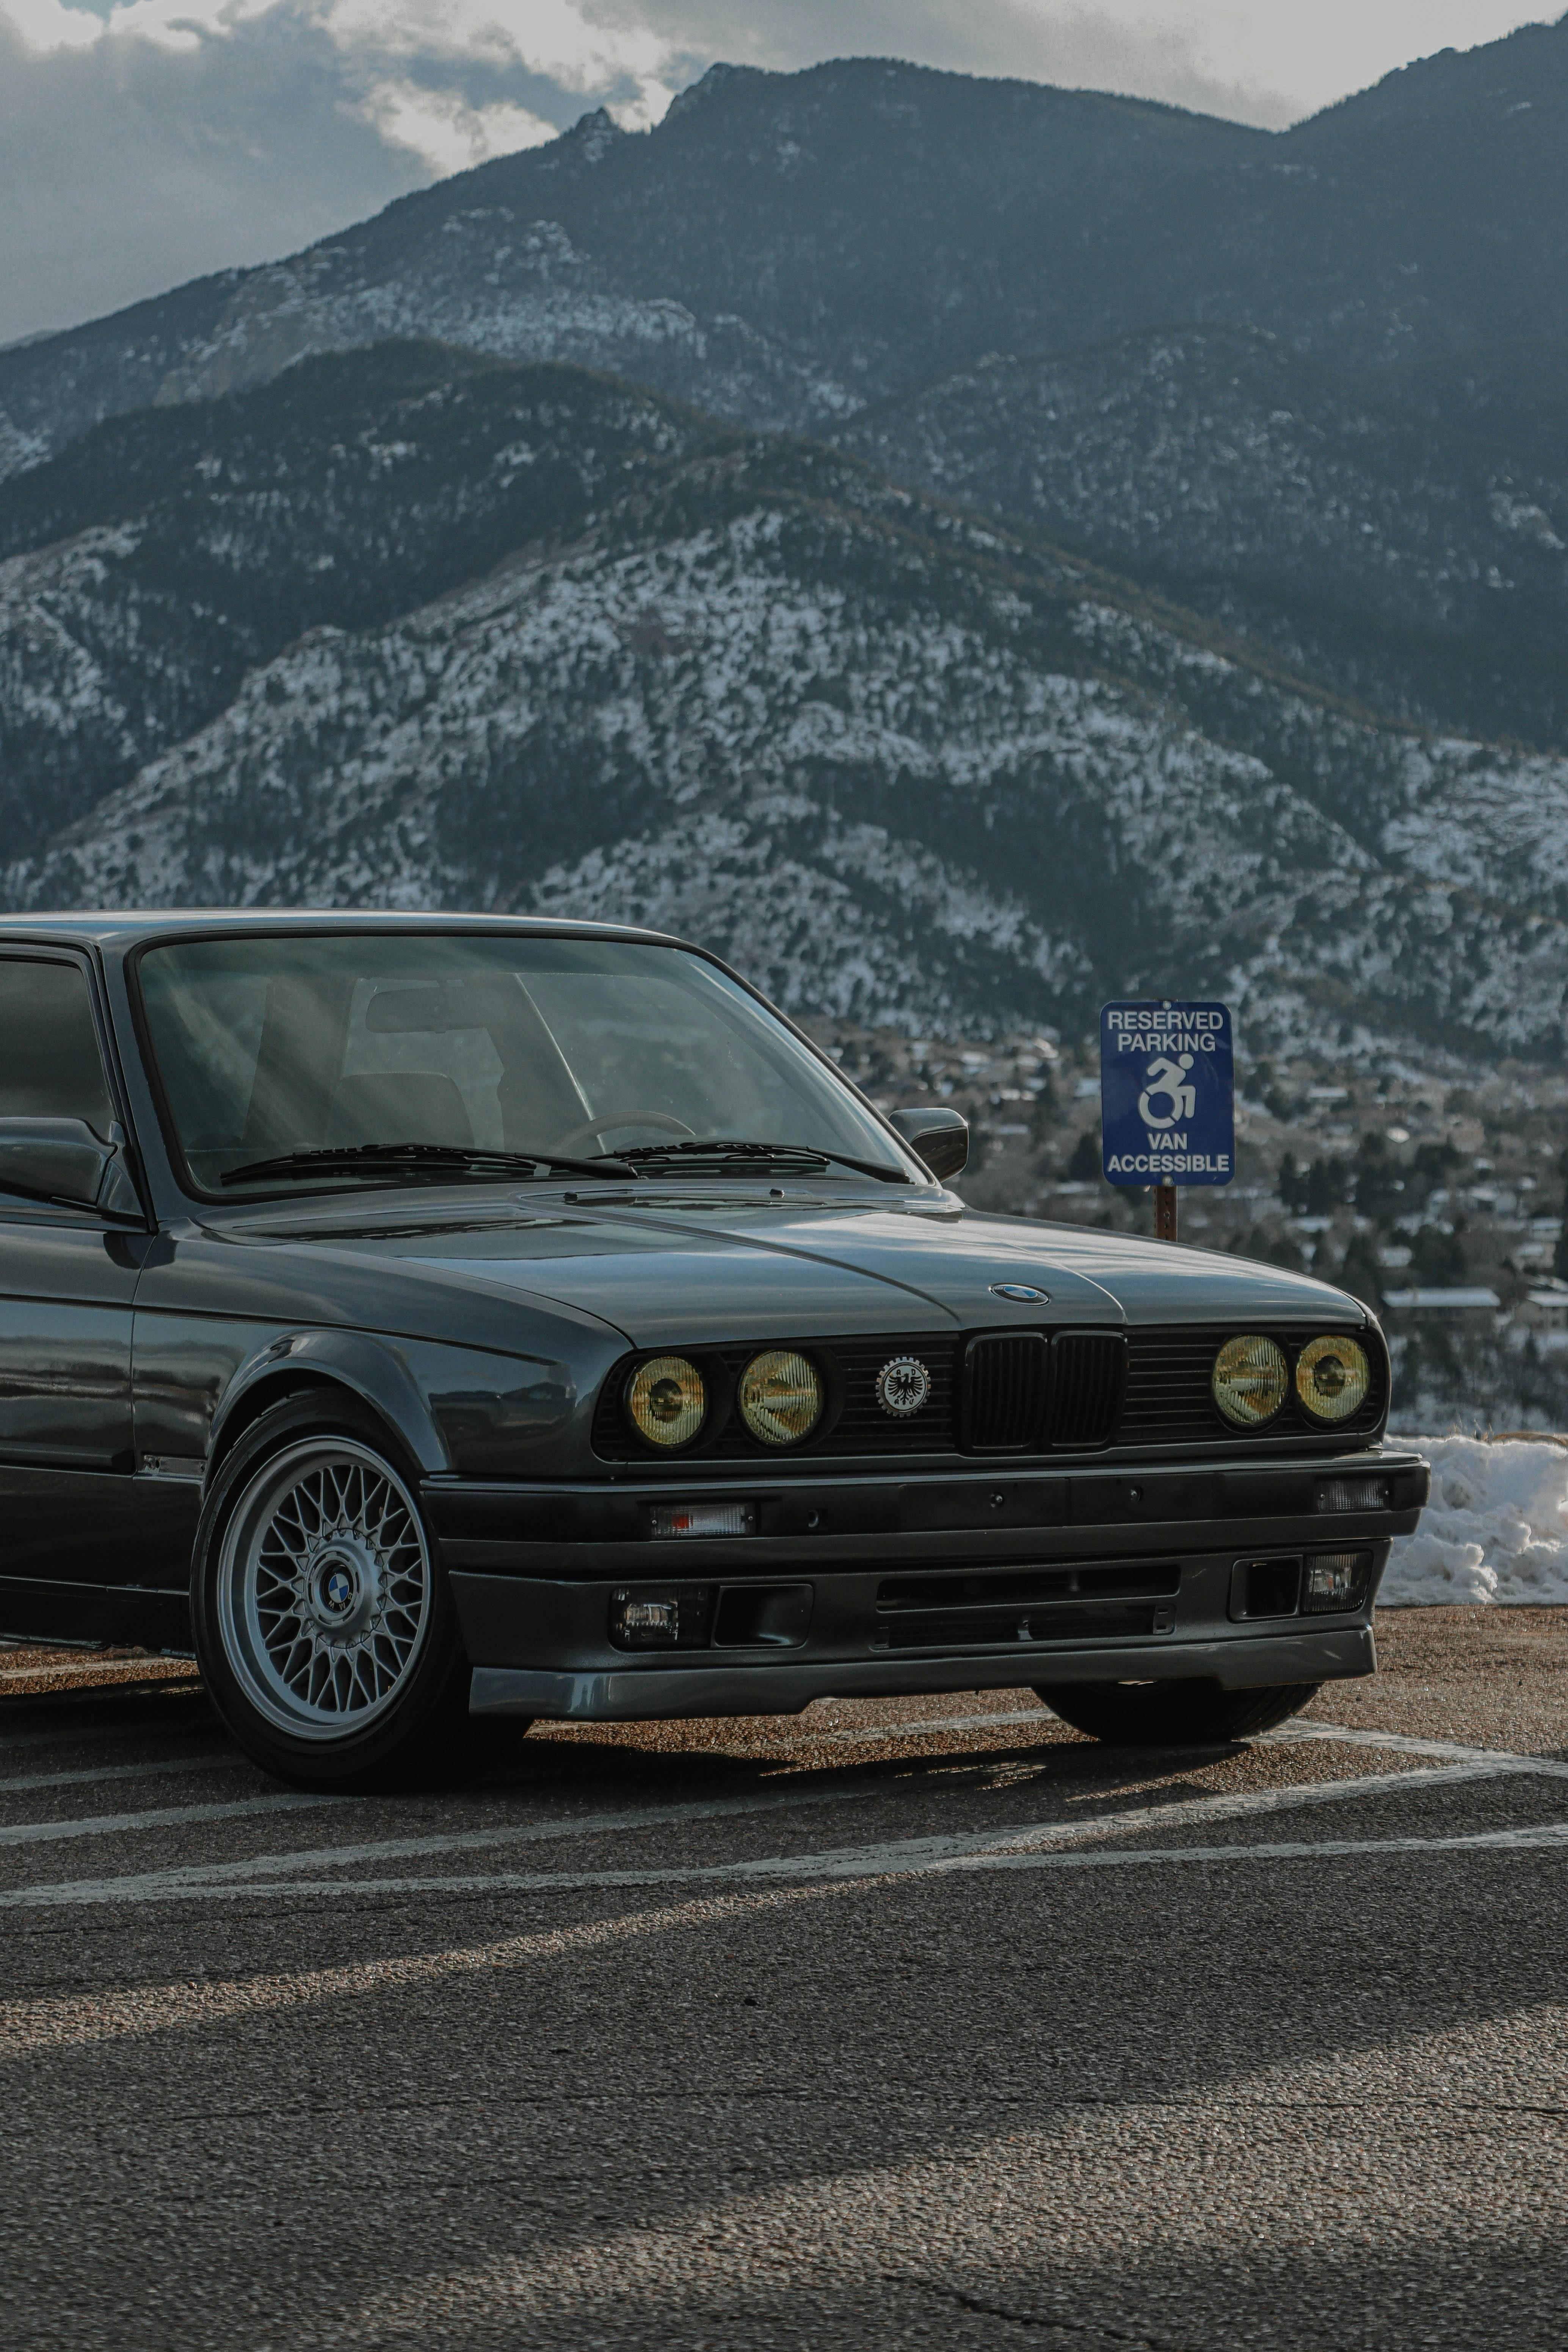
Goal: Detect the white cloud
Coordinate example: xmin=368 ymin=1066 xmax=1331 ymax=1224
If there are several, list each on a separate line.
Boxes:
xmin=0 ymin=0 xmax=1556 ymax=345
xmin=357 ymin=78 xmax=561 ymax=176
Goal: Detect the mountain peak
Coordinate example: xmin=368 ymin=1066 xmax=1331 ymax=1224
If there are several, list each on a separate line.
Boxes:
xmin=663 ymin=61 xmax=762 ymax=124
xmin=564 ymin=107 xmax=625 ymax=163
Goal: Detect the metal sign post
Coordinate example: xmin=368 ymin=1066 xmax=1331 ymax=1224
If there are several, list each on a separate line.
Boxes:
xmin=1099 ymin=1000 xmax=1236 ymax=1243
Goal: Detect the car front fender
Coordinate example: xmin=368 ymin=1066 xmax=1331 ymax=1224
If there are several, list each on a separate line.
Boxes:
xmin=206 ymin=1329 xmax=459 ymax=1481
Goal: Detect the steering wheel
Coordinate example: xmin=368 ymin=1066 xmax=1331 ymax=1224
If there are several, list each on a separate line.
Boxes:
xmin=551 ymin=1110 xmax=696 ymax=1156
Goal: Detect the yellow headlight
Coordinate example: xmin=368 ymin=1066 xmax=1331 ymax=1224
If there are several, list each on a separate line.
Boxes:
xmin=627 ymin=1356 xmax=706 ymax=1449
xmin=738 ymin=1348 xmax=823 ymax=1447
xmin=1212 ymin=1334 xmax=1289 ymax=1428
xmin=1295 ymin=1334 xmax=1370 ymax=1423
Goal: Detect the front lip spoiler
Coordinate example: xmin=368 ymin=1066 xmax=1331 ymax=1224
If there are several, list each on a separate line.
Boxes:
xmin=469 ymin=1625 xmax=1377 ymax=1721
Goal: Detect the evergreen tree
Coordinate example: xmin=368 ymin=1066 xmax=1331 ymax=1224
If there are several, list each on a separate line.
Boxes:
xmin=1338 ymin=1231 xmax=1385 ymax=1310
xmin=1305 ymin=1156 xmax=1341 ymax=1217
xmin=1067 ymin=1130 xmax=1100 ymax=1182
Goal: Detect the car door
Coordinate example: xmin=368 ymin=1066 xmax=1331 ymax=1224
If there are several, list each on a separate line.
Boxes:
xmin=0 ymin=947 xmax=155 ymax=1643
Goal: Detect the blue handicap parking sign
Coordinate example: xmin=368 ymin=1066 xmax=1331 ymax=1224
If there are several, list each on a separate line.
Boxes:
xmin=1100 ymin=1000 xmax=1234 ymax=1187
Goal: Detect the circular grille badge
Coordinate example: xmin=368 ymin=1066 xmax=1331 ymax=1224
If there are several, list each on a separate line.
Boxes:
xmin=876 ymin=1356 xmax=931 ymax=1418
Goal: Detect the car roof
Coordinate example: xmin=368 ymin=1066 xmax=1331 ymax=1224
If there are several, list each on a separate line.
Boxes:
xmin=0 ymin=911 xmax=684 ymax=950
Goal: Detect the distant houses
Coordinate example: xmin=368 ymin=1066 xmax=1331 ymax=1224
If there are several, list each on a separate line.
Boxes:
xmin=1381 ymin=1287 xmax=1501 ymax=1331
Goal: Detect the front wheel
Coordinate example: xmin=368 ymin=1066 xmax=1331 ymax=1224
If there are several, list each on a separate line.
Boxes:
xmin=1034 ymin=1678 xmax=1321 ymax=1748
xmin=192 ymin=1395 xmax=524 ymax=1791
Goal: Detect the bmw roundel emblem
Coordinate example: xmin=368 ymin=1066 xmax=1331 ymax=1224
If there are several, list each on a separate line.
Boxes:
xmin=876 ymin=1356 xmax=931 ymax=1417
xmin=323 ymin=1568 xmax=354 ymax=1613
xmin=990 ymin=1282 xmax=1050 ymax=1304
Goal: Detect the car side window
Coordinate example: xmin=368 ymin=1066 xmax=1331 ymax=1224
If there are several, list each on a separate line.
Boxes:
xmin=0 ymin=956 xmax=114 ymax=1213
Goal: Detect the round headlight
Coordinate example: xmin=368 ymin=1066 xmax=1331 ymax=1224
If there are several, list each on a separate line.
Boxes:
xmin=627 ymin=1356 xmax=706 ymax=1449
xmin=738 ymin=1348 xmax=823 ymax=1447
xmin=1295 ymin=1334 xmax=1370 ymax=1423
xmin=1212 ymin=1334 xmax=1289 ymax=1428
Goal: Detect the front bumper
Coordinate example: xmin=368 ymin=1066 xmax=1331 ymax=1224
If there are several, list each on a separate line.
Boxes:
xmin=429 ymin=1447 xmax=1425 ymax=1723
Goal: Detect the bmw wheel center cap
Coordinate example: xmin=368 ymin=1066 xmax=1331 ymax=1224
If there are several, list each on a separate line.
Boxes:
xmin=320 ymin=1562 xmax=356 ymax=1615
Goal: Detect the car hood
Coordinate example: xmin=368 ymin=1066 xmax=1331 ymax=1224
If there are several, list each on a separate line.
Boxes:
xmin=213 ymin=1188 xmax=1364 ymax=1350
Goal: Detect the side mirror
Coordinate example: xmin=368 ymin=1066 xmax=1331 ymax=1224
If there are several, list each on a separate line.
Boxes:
xmin=887 ymin=1106 xmax=969 ymax=1181
xmin=0 ymin=1118 xmax=136 ymax=1214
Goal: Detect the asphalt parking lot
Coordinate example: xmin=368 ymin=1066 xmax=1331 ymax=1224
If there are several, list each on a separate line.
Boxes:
xmin=4 ymin=1610 xmax=1568 ymax=2352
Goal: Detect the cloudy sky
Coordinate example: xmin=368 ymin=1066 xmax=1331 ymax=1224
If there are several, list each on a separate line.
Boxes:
xmin=1 ymin=0 xmax=1555 ymax=346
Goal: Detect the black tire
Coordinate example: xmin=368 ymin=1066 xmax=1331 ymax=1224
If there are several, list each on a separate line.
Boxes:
xmin=192 ymin=1392 xmax=529 ymax=1792
xmin=1033 ymin=1678 xmax=1321 ymax=1748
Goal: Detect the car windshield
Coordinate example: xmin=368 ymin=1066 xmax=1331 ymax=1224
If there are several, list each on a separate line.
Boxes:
xmin=136 ymin=933 xmax=916 ymax=1196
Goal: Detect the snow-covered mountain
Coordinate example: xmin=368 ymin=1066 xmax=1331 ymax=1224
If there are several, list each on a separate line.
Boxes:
xmin=2 ymin=36 xmax=1565 ymax=1056
xmin=3 ymin=345 xmax=1564 ymax=1053
xmin=2 ymin=27 xmax=1566 ymax=477
xmin=840 ymin=325 xmax=1568 ymax=754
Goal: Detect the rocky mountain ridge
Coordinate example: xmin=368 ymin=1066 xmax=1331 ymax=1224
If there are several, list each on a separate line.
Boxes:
xmin=3 ymin=25 xmax=1566 ymax=475
xmin=2 ymin=35 xmax=1566 ymax=1063
xmin=839 ymin=325 xmax=1568 ymax=752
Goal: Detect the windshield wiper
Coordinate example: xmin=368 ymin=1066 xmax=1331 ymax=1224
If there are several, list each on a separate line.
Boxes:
xmin=220 ymin=1143 xmax=638 ymax=1188
xmin=615 ymin=1138 xmax=910 ymax=1185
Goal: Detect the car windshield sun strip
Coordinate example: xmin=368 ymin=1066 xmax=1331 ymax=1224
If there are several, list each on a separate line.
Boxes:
xmin=613 ymin=1138 xmax=911 ymax=1184
xmin=219 ymin=1143 xmax=639 ymax=1187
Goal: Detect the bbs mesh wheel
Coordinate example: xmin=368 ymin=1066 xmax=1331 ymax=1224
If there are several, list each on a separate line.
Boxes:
xmin=215 ymin=1436 xmax=432 ymax=1739
xmin=193 ymin=1393 xmax=525 ymax=1790
xmin=1034 ymin=1679 xmax=1321 ymax=1748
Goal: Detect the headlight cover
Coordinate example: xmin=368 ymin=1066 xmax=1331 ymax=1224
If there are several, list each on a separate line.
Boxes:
xmin=1212 ymin=1334 xmax=1289 ymax=1428
xmin=627 ymin=1355 xmax=707 ymax=1449
xmin=1296 ymin=1334 xmax=1370 ymax=1423
xmin=738 ymin=1348 xmax=823 ymax=1447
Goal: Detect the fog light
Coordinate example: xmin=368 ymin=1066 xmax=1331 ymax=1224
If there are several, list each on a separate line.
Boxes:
xmin=618 ymin=1596 xmax=679 ymax=1640
xmin=1302 ymin=1550 xmax=1372 ymax=1613
xmin=608 ymin=1585 xmax=715 ymax=1648
xmin=649 ymin=1501 xmax=756 ymax=1539
xmin=1317 ymin=1477 xmax=1390 ymax=1513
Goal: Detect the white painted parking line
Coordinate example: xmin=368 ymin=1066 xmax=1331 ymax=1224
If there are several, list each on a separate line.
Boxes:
xmin=0 ymin=1753 xmax=1522 ymax=1910
xmin=0 ymin=1754 xmax=242 ymax=1798
xmin=34 ymin=1807 xmax=1566 ymax=1911
xmin=0 ymin=1776 xmax=890 ymax=1908
xmin=0 ymin=1791 xmax=331 ymax=1850
xmin=1289 ymin=1720 xmax=1568 ymax=1779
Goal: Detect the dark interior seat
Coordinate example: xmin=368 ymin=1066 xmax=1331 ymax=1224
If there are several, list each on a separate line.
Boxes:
xmin=327 ymin=1072 xmax=474 ymax=1150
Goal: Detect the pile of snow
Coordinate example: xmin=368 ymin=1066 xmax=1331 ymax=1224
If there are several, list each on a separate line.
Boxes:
xmin=1382 ymin=1435 xmax=1568 ymax=1605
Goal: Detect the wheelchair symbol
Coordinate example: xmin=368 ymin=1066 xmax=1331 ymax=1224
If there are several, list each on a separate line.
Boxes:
xmin=1138 ymin=1054 xmax=1197 ymax=1130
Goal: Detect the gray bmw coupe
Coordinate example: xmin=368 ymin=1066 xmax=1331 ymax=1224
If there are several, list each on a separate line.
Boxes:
xmin=0 ymin=914 xmax=1427 ymax=1788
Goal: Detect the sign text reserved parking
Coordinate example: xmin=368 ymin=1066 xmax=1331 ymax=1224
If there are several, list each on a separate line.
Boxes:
xmin=1100 ymin=1000 xmax=1234 ymax=1186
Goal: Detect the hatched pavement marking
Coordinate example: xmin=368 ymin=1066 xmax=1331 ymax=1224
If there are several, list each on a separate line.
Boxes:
xmin=1287 ymin=1719 xmax=1568 ymax=1777
xmin=0 ymin=1753 xmax=1525 ymax=1910
xmin=91 ymin=1812 xmax=1568 ymax=1910
xmin=0 ymin=1775 xmax=891 ymax=1908
xmin=0 ymin=1791 xmax=334 ymax=1848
